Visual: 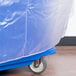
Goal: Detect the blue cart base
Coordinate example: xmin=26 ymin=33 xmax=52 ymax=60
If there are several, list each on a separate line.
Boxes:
xmin=0 ymin=48 xmax=56 ymax=71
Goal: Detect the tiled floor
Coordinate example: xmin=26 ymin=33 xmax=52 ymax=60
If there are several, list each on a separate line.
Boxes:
xmin=0 ymin=46 xmax=76 ymax=76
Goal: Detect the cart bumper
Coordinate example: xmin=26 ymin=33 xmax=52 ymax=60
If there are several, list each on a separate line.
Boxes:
xmin=0 ymin=48 xmax=56 ymax=71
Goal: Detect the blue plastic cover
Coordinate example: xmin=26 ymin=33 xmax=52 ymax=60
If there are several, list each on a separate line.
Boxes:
xmin=0 ymin=0 xmax=72 ymax=63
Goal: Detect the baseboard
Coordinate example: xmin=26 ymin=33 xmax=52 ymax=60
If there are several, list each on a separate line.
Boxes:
xmin=57 ymin=37 xmax=76 ymax=46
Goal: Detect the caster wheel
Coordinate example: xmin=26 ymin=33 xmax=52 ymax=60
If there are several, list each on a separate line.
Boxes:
xmin=28 ymin=59 xmax=47 ymax=74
